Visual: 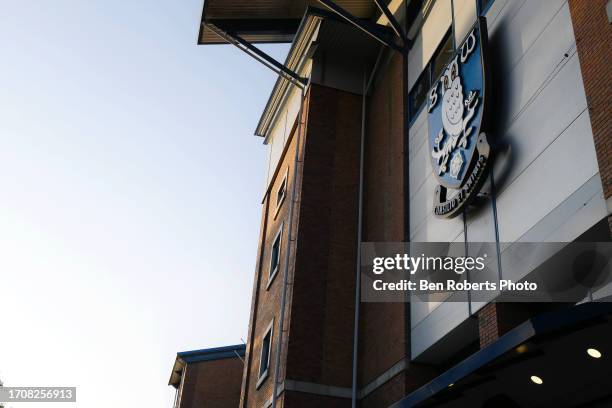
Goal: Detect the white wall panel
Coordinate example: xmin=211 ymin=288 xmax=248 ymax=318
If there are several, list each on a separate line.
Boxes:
xmin=265 ymin=111 xmax=288 ymax=190
xmin=410 ymin=300 xmax=470 ymax=359
xmin=453 ymin=0 xmax=477 ymax=45
xmin=496 ymin=110 xmax=600 ymax=243
xmin=263 ymin=63 xmax=312 ymax=191
xmin=409 ymin=1 xmax=606 ymax=361
xmin=408 ymin=106 xmax=428 ymax=157
xmin=408 ymin=0 xmax=453 ymax=89
xmin=517 ymin=174 xmax=606 ymax=243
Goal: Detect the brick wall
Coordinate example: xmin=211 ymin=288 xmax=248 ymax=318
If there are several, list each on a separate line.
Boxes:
xmin=478 ymin=303 xmax=500 ymax=348
xmin=241 ymin=96 xmax=306 ymax=407
xmin=478 ymin=303 xmax=538 ymax=348
xmin=286 ymin=83 xmax=361 ymax=390
xmin=359 ymin=52 xmax=409 ymax=407
xmin=241 ymin=84 xmax=362 ymax=407
xmin=568 ymin=0 xmax=612 ymax=232
xmin=281 ymin=390 xmax=350 ymax=407
xmin=180 ymin=358 xmax=244 ymax=408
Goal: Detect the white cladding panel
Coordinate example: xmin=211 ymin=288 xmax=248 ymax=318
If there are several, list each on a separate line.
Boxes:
xmin=452 ymin=0 xmax=477 ymax=45
xmin=409 ymin=0 xmax=606 ymax=360
xmin=264 ymin=63 xmax=310 ymax=191
xmin=407 ymin=0 xmax=452 ymax=90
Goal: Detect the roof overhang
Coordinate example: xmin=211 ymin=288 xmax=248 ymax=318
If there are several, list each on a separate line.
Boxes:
xmin=254 ymin=8 xmax=327 ymax=139
xmin=198 ymin=0 xmax=377 ymax=44
xmin=168 ymin=344 xmax=246 ymax=388
xmin=255 ymin=7 xmax=385 ymax=140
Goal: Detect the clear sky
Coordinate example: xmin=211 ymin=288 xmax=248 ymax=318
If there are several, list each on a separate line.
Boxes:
xmin=0 ymin=1 xmax=288 ymax=407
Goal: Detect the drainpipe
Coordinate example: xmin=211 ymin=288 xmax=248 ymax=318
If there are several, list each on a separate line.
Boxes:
xmin=352 ymin=48 xmax=385 ymax=408
xmin=271 ymin=83 xmax=306 ymax=408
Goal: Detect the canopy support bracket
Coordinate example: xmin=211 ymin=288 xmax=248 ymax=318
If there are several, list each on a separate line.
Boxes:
xmin=373 ymin=0 xmax=411 ymax=50
xmin=205 ymin=23 xmax=308 ymax=87
xmin=317 ymin=0 xmax=404 ymax=53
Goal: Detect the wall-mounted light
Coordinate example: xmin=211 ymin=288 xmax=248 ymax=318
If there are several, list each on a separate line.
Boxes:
xmin=530 ymin=375 xmax=543 ymax=385
xmin=587 ymin=348 xmax=602 ymax=359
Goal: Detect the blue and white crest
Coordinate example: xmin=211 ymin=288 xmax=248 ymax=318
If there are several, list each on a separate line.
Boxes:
xmin=428 ymin=18 xmax=492 ymax=218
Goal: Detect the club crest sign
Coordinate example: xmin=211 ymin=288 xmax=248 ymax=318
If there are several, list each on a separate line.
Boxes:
xmin=428 ymin=18 xmax=492 ymax=218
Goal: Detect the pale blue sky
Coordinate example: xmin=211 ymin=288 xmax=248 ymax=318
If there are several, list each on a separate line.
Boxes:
xmin=0 ymin=1 xmax=288 ymax=407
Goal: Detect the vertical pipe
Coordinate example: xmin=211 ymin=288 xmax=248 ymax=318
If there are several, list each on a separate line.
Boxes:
xmin=489 ymin=171 xmax=502 ymax=280
xmin=351 ymin=67 xmax=368 ymax=408
xmin=271 ymin=84 xmax=306 ymax=408
xmin=352 ymin=48 xmax=384 ymax=408
xmin=463 ymin=210 xmax=473 ymax=316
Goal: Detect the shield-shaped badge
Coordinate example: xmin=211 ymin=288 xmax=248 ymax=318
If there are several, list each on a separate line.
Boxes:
xmin=427 ymin=18 xmax=492 ymax=218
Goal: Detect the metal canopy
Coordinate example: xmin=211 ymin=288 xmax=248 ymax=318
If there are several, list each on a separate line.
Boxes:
xmin=198 ymin=0 xmax=376 ymax=44
xmin=393 ymin=302 xmax=612 ymax=408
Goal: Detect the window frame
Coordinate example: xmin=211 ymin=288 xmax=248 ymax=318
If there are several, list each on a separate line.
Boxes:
xmin=408 ymin=29 xmax=455 ymax=125
xmin=478 ymin=0 xmax=495 ymax=16
xmin=256 ymin=318 xmax=274 ymax=389
xmin=266 ymin=222 xmax=283 ymax=289
xmin=274 ymin=168 xmax=288 ymax=217
xmin=408 ymin=68 xmax=430 ymax=126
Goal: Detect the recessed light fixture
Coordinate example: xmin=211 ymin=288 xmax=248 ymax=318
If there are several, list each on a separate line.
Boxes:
xmin=530 ymin=375 xmax=543 ymax=385
xmin=587 ymin=348 xmax=602 ymax=359
xmin=516 ymin=344 xmax=528 ymax=354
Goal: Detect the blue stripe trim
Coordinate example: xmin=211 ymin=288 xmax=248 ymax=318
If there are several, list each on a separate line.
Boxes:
xmin=478 ymin=0 xmax=496 ymax=16
xmin=177 ymin=344 xmax=246 ymax=363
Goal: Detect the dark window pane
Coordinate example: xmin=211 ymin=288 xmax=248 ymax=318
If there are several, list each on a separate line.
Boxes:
xmin=431 ymin=32 xmax=455 ymax=83
xmin=260 ymin=331 xmax=271 ymax=376
xmin=480 ymin=0 xmax=494 ymax=15
xmin=270 ymin=235 xmax=281 ymax=275
xmin=409 ymin=70 xmax=430 ymax=120
xmin=276 ymin=179 xmax=286 ymax=207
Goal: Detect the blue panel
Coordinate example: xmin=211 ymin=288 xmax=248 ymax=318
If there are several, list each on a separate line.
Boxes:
xmin=177 ymin=343 xmax=246 ymax=363
xmin=478 ymin=0 xmax=496 ymax=16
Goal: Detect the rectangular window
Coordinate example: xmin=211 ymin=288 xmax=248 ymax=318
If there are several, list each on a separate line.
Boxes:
xmin=267 ymin=224 xmax=282 ymax=288
xmin=430 ymin=31 xmax=455 ymax=83
xmin=408 ymin=70 xmax=430 ymax=122
xmin=275 ymin=170 xmax=288 ymax=213
xmin=408 ymin=30 xmax=454 ymax=124
xmin=257 ymin=320 xmax=274 ymax=388
xmin=478 ymin=0 xmax=495 ymax=16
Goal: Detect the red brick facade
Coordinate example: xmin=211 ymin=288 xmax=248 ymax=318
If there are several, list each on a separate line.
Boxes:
xmin=240 ymin=84 xmax=362 ymax=407
xmin=179 ymin=358 xmax=244 ymax=408
xmin=359 ymin=52 xmax=408 ymax=407
xmin=359 ymin=51 xmax=439 ymax=407
xmin=238 ymin=4 xmax=612 ymax=400
xmin=478 ymin=303 xmax=502 ymax=348
xmin=568 ymin=0 xmax=612 ymax=232
xmin=240 ymin=97 xmax=304 ymax=408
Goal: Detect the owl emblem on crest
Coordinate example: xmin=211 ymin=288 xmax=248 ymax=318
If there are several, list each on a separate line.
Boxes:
xmin=430 ymin=56 xmax=479 ymax=180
